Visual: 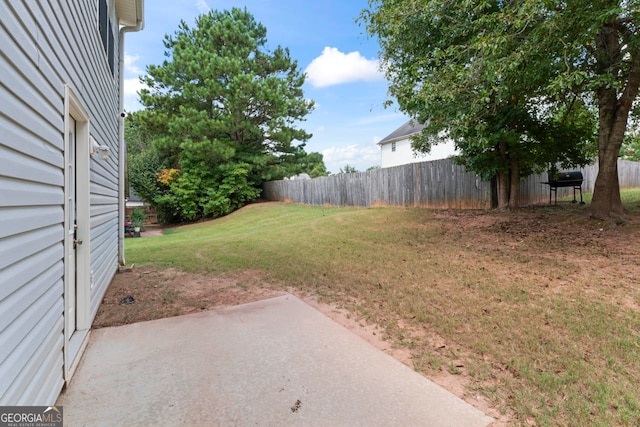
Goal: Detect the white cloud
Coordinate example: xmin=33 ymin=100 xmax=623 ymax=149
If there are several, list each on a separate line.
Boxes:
xmin=123 ymin=52 xmax=147 ymax=111
xmin=124 ymin=52 xmax=143 ymax=75
xmin=123 ymin=78 xmax=147 ymax=112
xmin=305 ymin=47 xmax=383 ymax=88
xmin=322 ymin=143 xmax=380 ymax=173
xmin=124 ymin=77 xmax=146 ymax=97
xmin=196 ymin=0 xmax=210 ymax=13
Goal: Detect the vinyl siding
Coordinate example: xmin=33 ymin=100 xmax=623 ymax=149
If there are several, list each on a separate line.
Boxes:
xmin=0 ymin=0 xmax=123 ymax=405
xmin=380 ymin=138 xmax=458 ymax=169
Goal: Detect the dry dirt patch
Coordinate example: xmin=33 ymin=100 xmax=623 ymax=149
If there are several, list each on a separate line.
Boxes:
xmin=93 ymin=268 xmax=284 ymax=328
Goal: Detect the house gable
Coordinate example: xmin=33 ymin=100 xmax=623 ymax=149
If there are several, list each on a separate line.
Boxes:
xmin=378 ymin=120 xmax=458 ymax=168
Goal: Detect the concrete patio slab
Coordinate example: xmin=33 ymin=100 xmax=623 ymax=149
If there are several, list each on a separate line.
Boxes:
xmin=57 ymin=294 xmax=493 ymax=426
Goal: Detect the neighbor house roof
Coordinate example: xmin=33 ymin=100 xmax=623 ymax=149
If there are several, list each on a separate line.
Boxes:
xmin=377 ymin=120 xmax=425 ymax=146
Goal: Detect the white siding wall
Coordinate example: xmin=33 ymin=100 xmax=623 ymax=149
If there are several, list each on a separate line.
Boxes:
xmin=380 ymin=137 xmax=458 ymax=168
xmin=0 ymin=0 xmax=122 ymax=405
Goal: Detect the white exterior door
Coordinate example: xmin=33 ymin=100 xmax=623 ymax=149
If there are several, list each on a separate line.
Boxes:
xmin=67 ymin=117 xmax=78 ymax=335
xmin=64 ymin=86 xmax=91 ymax=381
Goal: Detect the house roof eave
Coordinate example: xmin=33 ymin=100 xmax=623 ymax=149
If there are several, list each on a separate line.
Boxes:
xmin=377 ymin=119 xmax=425 ymax=146
xmin=377 ymin=135 xmax=411 ymax=146
xmin=116 ymin=0 xmax=144 ymax=27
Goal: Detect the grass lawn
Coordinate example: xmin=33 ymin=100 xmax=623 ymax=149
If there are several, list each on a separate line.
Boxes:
xmin=125 ymin=193 xmax=640 ymax=426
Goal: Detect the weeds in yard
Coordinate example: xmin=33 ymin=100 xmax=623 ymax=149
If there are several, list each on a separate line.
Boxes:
xmin=161 ymin=289 xmax=176 ymax=305
xmin=235 ymin=281 xmax=249 ymax=290
xmin=413 ymin=350 xmax=444 ymax=372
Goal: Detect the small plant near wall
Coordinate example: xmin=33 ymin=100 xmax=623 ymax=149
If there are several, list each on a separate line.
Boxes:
xmin=131 ymin=208 xmax=147 ymax=232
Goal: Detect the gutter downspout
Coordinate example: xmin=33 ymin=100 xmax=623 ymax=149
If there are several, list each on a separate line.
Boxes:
xmin=118 ymin=2 xmax=144 ymax=266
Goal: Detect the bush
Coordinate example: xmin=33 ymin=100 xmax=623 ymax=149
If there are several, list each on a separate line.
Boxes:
xmin=130 ymin=207 xmax=147 ymax=228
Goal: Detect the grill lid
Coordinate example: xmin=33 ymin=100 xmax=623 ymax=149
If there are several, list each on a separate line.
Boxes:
xmin=548 ymin=171 xmax=583 ymax=183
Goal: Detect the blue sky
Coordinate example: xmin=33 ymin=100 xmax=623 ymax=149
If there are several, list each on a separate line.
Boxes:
xmin=123 ymin=0 xmax=409 ymax=173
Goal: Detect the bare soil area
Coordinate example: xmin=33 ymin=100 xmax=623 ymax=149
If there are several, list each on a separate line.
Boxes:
xmin=93 ymin=268 xmax=284 ymax=328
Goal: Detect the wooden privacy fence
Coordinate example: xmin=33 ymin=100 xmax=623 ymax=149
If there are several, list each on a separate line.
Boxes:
xmin=262 ymin=158 xmax=640 ymax=209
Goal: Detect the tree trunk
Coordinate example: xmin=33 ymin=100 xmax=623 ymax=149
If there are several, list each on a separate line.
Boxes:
xmin=496 ymin=139 xmax=510 ymax=209
xmin=591 ymin=144 xmax=624 ymax=218
xmin=590 ymin=82 xmax=632 ymax=218
xmin=508 ymin=157 xmax=520 ymax=210
xmin=496 ymin=172 xmax=510 ymax=209
xmin=590 ymin=21 xmax=640 ymax=218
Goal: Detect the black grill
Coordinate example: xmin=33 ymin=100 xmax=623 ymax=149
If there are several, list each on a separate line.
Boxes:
xmin=542 ymin=171 xmax=585 ymax=205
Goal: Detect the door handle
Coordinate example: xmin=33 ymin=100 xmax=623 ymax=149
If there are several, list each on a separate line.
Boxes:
xmin=73 ymin=223 xmax=82 ymax=248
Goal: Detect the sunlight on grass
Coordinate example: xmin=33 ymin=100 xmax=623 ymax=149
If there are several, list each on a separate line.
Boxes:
xmin=621 ymin=188 xmax=640 ymax=212
xmin=575 ymin=188 xmax=640 ymax=212
xmin=125 ymin=194 xmax=640 ymax=425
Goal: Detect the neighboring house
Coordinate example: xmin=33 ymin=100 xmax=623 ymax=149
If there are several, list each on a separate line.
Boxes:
xmin=378 ymin=120 xmax=458 ymax=168
xmin=0 ymin=0 xmax=144 ymax=405
xmin=125 ymin=188 xmax=158 ymax=223
xmin=126 ymin=188 xmax=145 ymax=208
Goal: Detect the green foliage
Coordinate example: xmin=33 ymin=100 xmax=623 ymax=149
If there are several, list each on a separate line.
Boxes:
xmin=130 ymin=208 xmax=147 ymax=227
xmin=128 ymin=143 xmax=166 ymax=205
xmin=126 ymin=111 xmax=168 ymax=205
xmin=265 ymin=148 xmax=329 ymax=180
xmin=340 ymin=164 xmax=359 ymax=174
xmin=621 ymin=126 xmax=640 ymax=161
xmin=137 ymin=8 xmax=314 ymax=222
xmin=307 ymin=155 xmax=331 ymax=178
xmin=501 ymin=0 xmax=640 ymax=216
xmin=151 ymin=138 xmax=261 ymax=222
xmin=361 ymin=1 xmax=624 ymax=209
xmin=125 ymin=110 xmax=154 ymax=157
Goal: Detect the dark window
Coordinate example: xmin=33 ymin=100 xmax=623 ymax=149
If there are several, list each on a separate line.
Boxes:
xmin=108 ymin=27 xmax=115 ymax=74
xmin=98 ymin=0 xmax=114 ymax=76
xmin=99 ymin=0 xmax=107 ymax=49
xmin=391 ymin=142 xmax=396 ymax=152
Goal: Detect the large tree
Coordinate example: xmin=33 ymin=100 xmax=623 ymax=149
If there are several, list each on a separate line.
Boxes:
xmin=362 ymin=1 xmax=597 ymax=209
xmin=363 ymin=1 xmax=640 ymax=216
xmin=125 ymin=110 xmax=326 ymax=222
xmin=138 ymin=8 xmax=314 ymax=222
xmin=533 ymin=1 xmax=640 ymax=218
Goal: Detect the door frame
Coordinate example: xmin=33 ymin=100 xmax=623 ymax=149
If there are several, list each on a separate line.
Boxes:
xmin=63 ymin=85 xmax=91 ymax=381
